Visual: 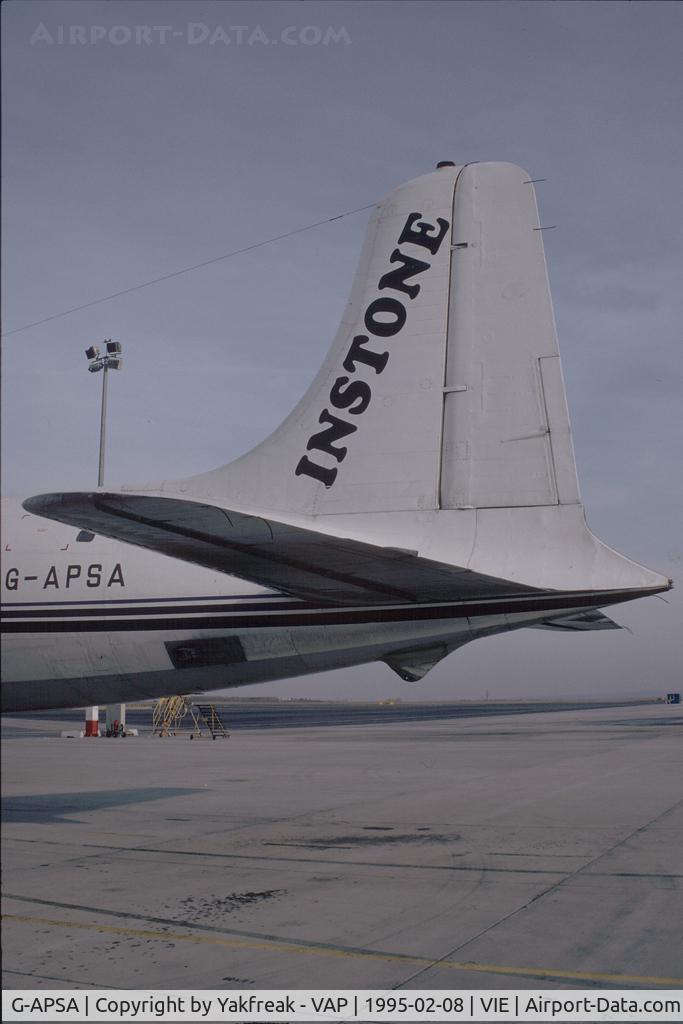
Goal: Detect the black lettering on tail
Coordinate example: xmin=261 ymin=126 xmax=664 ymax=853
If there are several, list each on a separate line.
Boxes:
xmin=306 ymin=410 xmax=357 ymax=463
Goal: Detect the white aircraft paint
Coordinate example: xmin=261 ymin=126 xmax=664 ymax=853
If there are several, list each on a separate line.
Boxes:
xmin=1 ymin=163 xmax=671 ymax=712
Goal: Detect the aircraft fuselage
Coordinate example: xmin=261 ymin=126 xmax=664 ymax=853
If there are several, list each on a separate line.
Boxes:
xmin=0 ymin=502 xmax=654 ymax=712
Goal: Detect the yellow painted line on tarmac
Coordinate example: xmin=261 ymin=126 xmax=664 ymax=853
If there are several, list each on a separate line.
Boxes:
xmin=3 ymin=913 xmax=682 ymax=988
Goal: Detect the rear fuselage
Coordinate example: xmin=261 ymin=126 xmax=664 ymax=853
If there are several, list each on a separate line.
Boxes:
xmin=0 ymin=502 xmax=652 ymax=712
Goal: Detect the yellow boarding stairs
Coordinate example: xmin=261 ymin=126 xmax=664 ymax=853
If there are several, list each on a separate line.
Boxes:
xmin=152 ymin=696 xmax=229 ymax=739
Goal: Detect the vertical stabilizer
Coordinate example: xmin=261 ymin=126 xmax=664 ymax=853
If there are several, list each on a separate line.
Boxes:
xmin=48 ymin=162 xmax=669 ymax=597
xmin=155 ymin=161 xmax=668 ymax=595
xmin=171 ymin=162 xmax=582 ymax=520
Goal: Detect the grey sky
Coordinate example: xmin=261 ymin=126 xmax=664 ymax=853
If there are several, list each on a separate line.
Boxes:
xmin=2 ymin=0 xmax=681 ymax=699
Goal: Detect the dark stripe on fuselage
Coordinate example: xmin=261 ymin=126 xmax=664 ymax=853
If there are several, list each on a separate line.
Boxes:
xmin=1 ymin=593 xmax=297 ymax=608
xmin=0 ymin=588 xmax=659 ymax=634
xmin=1 ymin=600 xmax=315 ymax=619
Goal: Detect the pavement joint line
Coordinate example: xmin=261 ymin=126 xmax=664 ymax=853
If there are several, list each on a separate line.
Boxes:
xmin=4 ymin=837 xmax=683 ymax=879
xmin=389 ymin=796 xmax=683 ymax=990
xmin=528 ymin=796 xmax=683 ymax=897
xmin=2 ymin=967 xmax=118 ymax=989
xmin=3 ymin=912 xmax=682 ymax=988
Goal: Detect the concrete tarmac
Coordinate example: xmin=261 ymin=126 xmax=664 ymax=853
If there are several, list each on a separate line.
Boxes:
xmin=2 ymin=702 xmax=682 ymax=991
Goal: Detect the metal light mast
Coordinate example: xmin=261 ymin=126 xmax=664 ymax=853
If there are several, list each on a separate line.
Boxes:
xmin=83 ymin=340 xmax=124 ymax=738
xmin=85 ymin=340 xmax=123 ymax=487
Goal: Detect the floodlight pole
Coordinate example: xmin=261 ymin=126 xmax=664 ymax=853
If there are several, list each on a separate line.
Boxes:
xmin=98 ymin=362 xmax=108 ymax=487
xmin=83 ymin=339 xmax=123 ymax=739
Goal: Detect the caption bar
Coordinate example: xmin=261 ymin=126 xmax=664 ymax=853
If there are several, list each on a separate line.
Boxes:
xmin=3 ymin=989 xmax=683 ymax=1022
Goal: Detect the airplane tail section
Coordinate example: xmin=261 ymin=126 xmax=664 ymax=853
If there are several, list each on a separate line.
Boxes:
xmin=13 ymin=160 xmax=671 ymax=718
xmin=167 ymin=162 xmax=579 ymax=519
xmin=50 ymin=162 xmax=669 ymax=596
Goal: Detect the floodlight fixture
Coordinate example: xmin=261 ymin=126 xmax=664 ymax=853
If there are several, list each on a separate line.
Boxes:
xmin=85 ymin=345 xmax=100 ymax=360
xmin=106 ymin=340 xmax=122 ymax=355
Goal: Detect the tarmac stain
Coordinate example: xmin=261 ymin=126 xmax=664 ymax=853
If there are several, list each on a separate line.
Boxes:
xmin=178 ymin=890 xmax=285 ymax=921
xmin=265 ymin=832 xmax=457 ymax=849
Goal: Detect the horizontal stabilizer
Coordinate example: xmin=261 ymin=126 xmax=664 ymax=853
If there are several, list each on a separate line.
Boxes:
xmin=22 ymin=492 xmax=540 ymax=607
xmin=532 ymin=609 xmax=621 ymax=632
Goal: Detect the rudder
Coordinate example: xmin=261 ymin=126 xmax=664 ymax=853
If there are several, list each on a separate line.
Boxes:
xmin=440 ymin=162 xmax=579 ymax=510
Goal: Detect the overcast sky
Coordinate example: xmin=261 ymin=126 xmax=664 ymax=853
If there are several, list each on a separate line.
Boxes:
xmin=2 ymin=0 xmax=681 ymax=699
